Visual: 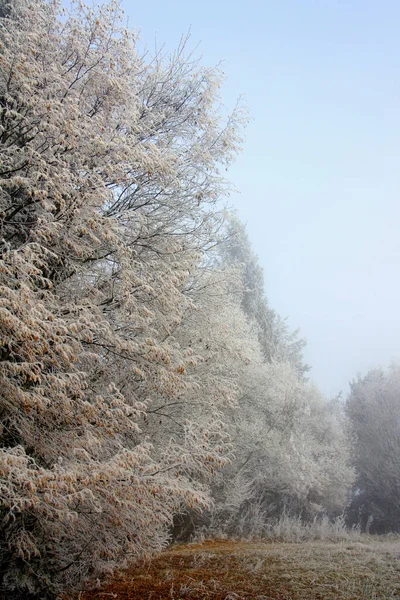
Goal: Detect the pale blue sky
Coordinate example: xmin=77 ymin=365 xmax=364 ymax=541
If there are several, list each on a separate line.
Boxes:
xmin=123 ymin=0 xmax=400 ymax=397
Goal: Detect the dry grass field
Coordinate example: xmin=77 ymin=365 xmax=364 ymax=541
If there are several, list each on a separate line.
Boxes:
xmin=76 ymin=537 xmax=400 ymax=600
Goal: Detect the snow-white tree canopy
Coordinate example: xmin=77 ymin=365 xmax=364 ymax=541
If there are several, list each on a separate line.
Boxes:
xmin=0 ymin=0 xmax=245 ymax=595
xmin=0 ymin=1 xmax=355 ymax=597
xmin=220 ymin=215 xmax=310 ymax=376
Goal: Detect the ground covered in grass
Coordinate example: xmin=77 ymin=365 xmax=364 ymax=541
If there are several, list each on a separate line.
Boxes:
xmin=77 ymin=537 xmax=400 ymax=599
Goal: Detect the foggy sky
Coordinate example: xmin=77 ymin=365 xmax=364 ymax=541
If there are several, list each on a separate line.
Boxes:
xmin=123 ymin=0 xmax=400 ymax=397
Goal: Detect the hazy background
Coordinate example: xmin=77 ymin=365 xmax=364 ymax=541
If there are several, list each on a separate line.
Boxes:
xmin=123 ymin=0 xmax=400 ymax=397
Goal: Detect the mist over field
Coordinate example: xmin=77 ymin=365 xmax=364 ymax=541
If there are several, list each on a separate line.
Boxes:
xmin=1 ymin=1 xmax=400 ymax=599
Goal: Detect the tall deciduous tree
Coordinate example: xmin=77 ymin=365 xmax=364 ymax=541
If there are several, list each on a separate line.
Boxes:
xmin=0 ymin=0 xmax=357 ymax=595
xmin=221 ymin=216 xmax=310 ymax=376
xmin=208 ymin=359 xmax=354 ymax=535
xmin=180 ymin=222 xmax=354 ymax=537
xmin=0 ymin=0 xmax=244 ymax=596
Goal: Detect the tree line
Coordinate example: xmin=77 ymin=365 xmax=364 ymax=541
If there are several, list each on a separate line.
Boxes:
xmin=0 ymin=1 xmax=398 ymax=598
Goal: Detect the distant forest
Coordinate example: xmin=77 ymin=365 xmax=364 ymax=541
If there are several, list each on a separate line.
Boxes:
xmin=1 ymin=1 xmax=400 ymax=598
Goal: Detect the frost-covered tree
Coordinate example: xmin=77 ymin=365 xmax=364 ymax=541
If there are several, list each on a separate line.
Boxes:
xmin=208 ymin=359 xmax=354 ymax=535
xmin=0 ymin=0 xmax=244 ymax=596
xmin=221 ymin=216 xmax=310 ymax=376
xmin=175 ymin=224 xmax=354 ymax=537
xmin=0 ymin=0 xmax=357 ymax=592
xmin=347 ymin=364 xmax=400 ymax=533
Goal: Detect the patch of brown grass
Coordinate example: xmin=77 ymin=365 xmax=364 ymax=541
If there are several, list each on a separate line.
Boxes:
xmin=74 ymin=537 xmax=400 ymax=599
